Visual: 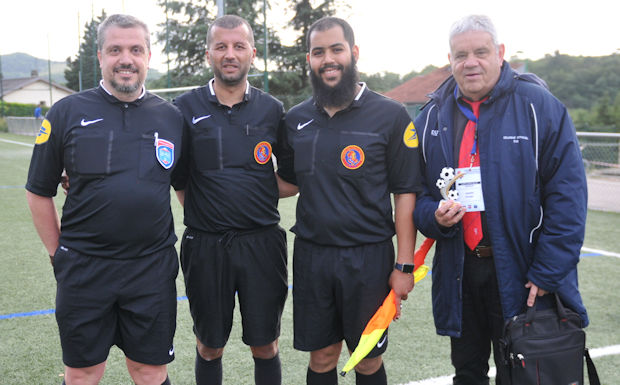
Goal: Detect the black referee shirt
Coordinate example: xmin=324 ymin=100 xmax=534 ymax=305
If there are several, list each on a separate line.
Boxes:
xmin=277 ymin=83 xmax=423 ymax=247
xmin=172 ymin=79 xmax=289 ymax=232
xmin=26 ymin=84 xmax=184 ymax=258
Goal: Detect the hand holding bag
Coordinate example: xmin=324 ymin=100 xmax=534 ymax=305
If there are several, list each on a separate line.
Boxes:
xmin=500 ymin=293 xmax=600 ymax=385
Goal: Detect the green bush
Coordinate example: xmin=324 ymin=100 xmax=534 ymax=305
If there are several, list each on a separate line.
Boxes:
xmin=0 ymin=117 xmax=7 ymax=132
xmin=0 ymin=102 xmax=49 ymax=117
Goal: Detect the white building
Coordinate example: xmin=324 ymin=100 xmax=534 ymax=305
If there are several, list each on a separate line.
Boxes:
xmin=1 ymin=73 xmax=74 ymax=107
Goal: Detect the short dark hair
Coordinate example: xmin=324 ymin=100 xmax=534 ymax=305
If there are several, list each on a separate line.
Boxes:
xmin=306 ymin=17 xmax=355 ymax=51
xmin=97 ymin=14 xmax=150 ymax=51
xmin=206 ymin=15 xmax=255 ymax=48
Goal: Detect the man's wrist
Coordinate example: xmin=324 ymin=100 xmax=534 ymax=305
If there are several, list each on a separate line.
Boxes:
xmin=394 ymin=262 xmax=415 ymax=274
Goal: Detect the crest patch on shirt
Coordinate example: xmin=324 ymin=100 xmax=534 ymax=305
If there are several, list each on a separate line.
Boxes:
xmin=403 ymin=121 xmax=419 ymax=148
xmin=35 ymin=119 xmax=52 ymax=145
xmin=254 ymin=141 xmax=272 ymax=164
xmin=341 ymin=145 xmax=365 ymax=170
xmin=155 ymin=133 xmax=175 ymax=169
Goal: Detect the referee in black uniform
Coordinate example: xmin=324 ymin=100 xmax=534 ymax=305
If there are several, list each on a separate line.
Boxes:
xmin=171 ymin=15 xmax=290 ymax=385
xmin=26 ymin=15 xmax=181 ymax=385
xmin=276 ymin=17 xmax=422 ymax=385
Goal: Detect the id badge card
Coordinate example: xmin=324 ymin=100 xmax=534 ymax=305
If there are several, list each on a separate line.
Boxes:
xmin=455 ymin=167 xmax=485 ymax=212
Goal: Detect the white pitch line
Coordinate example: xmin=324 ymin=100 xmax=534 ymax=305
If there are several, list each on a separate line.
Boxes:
xmin=589 ymin=344 xmax=620 ymax=358
xmin=582 ymin=246 xmax=620 ymax=259
xmin=0 ymin=138 xmax=33 ymax=147
xmin=398 ymin=345 xmax=620 ymax=385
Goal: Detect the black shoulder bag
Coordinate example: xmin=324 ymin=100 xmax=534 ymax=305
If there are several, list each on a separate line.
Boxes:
xmin=500 ymin=293 xmax=600 ymax=385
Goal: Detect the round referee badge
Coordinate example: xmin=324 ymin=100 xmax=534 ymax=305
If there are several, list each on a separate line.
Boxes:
xmin=254 ymin=141 xmax=272 ymax=164
xmin=341 ymin=145 xmax=365 ymax=170
xmin=35 ymin=119 xmax=52 ymax=145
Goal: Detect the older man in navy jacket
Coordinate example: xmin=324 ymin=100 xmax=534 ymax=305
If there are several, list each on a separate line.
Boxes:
xmin=413 ymin=14 xmax=588 ymax=385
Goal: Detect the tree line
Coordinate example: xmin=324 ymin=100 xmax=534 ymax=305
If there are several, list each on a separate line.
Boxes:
xmin=63 ymin=1 xmax=619 ymax=130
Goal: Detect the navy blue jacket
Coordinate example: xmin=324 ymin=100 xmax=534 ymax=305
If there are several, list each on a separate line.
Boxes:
xmin=413 ymin=63 xmax=588 ymax=337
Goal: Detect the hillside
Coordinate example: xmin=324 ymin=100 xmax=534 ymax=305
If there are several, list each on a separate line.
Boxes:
xmin=1 ymin=52 xmax=163 ymax=89
xmin=1 ymin=52 xmax=67 ymax=85
xmin=527 ymin=52 xmax=620 ymax=110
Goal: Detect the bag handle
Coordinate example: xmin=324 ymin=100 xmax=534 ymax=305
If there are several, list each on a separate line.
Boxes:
xmin=524 ymin=293 xmax=568 ymax=323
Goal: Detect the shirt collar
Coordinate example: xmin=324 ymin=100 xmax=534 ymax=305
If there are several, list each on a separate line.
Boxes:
xmin=208 ymin=78 xmax=251 ymax=102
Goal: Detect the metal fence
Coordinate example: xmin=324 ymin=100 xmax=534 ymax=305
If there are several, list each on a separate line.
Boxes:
xmin=2 ymin=121 xmax=618 ymax=212
xmin=578 ymin=132 xmax=620 ymax=213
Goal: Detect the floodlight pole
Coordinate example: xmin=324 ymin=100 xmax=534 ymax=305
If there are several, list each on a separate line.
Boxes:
xmin=216 ymin=0 xmax=225 ymax=17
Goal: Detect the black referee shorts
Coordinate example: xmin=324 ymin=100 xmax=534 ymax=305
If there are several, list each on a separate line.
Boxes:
xmin=53 ymin=246 xmax=179 ymax=368
xmin=292 ymin=237 xmax=394 ymax=356
xmin=180 ymin=225 xmax=288 ymax=348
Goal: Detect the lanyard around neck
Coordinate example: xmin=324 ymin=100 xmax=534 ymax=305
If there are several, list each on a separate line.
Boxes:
xmin=453 ymin=85 xmax=484 ymax=160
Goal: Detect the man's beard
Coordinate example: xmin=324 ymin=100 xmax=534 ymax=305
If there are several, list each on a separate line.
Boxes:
xmin=213 ymin=60 xmax=250 ymax=87
xmin=110 ymin=65 xmax=142 ymax=95
xmin=310 ymin=58 xmax=359 ymax=109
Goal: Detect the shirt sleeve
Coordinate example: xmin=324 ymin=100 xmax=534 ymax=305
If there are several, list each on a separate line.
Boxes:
xmin=170 ymin=118 xmax=191 ymax=191
xmin=25 ymin=106 xmax=65 ymax=197
xmin=386 ymin=107 xmax=423 ymax=194
xmin=275 ymin=115 xmax=297 ymax=185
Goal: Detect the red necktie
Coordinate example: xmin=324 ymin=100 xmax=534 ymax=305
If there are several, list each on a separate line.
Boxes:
xmin=458 ymin=99 xmax=483 ymax=251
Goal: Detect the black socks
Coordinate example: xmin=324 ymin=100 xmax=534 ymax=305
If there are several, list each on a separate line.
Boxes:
xmin=195 ymin=349 xmax=223 ymax=385
xmin=307 ymin=366 xmax=338 ymax=385
xmin=355 ymin=363 xmax=387 ymax=385
xmin=253 ymin=353 xmax=282 ymax=385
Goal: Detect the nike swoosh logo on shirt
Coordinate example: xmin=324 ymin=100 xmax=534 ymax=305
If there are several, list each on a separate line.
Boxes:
xmin=297 ymin=119 xmax=314 ymax=130
xmin=376 ymin=335 xmax=387 ymax=348
xmin=192 ymin=115 xmax=212 ymax=124
xmin=80 ymin=118 xmax=103 ymax=126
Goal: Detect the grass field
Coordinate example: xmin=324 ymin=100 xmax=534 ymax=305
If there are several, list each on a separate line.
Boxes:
xmin=1 ymin=131 xmax=619 ymax=385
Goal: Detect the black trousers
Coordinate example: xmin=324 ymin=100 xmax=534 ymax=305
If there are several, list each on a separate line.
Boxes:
xmin=450 ymin=253 xmax=511 ymax=385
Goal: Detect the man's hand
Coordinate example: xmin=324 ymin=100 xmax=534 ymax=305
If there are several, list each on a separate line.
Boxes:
xmin=525 ymin=281 xmax=549 ymax=307
xmin=60 ymin=170 xmax=69 ymax=195
xmin=389 ymin=270 xmax=415 ymax=320
xmin=435 ymin=200 xmax=465 ymax=227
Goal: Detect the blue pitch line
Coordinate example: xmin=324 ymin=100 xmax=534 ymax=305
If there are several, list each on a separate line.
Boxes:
xmin=0 ymin=308 xmax=55 ymax=320
xmin=0 ymin=251 xmax=603 ymax=321
xmin=0 ymin=185 xmax=25 ymax=189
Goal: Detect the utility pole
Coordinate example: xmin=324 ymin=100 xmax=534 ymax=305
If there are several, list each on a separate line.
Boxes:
xmin=166 ymin=0 xmax=171 ymax=88
xmin=263 ymin=0 xmax=268 ymax=92
xmin=78 ymin=11 xmax=83 ymax=91
xmin=0 ymin=53 xmax=5 ymax=117
xmin=216 ymin=0 xmax=225 ymax=17
xmin=48 ymin=35 xmax=53 ymax=106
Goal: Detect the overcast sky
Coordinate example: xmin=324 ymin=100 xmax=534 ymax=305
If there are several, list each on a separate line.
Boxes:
xmin=1 ymin=0 xmax=618 ymax=77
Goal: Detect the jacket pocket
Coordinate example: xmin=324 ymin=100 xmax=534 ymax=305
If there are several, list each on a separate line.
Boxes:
xmin=337 ymin=131 xmax=380 ymax=178
xmin=71 ymin=131 xmax=113 ymax=176
xmin=138 ymin=133 xmax=172 ymax=183
xmin=194 ymin=133 xmax=222 ymax=171
xmin=242 ymin=125 xmax=275 ymax=171
xmin=293 ymin=129 xmax=319 ymax=175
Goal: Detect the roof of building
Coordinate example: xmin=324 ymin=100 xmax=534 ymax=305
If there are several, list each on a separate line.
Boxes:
xmin=384 ymin=65 xmax=452 ymax=105
xmin=384 ymin=62 xmax=526 ymax=105
xmin=0 ymin=76 xmax=74 ymax=98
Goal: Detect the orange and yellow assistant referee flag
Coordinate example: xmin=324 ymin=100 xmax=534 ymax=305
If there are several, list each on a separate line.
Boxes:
xmin=340 ymin=238 xmax=435 ymax=376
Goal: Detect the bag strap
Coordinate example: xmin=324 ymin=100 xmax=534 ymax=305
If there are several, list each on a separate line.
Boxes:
xmin=585 ymin=348 xmax=601 ymax=385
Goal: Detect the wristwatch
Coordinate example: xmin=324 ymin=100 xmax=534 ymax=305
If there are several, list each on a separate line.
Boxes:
xmin=394 ymin=263 xmax=415 ymax=274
